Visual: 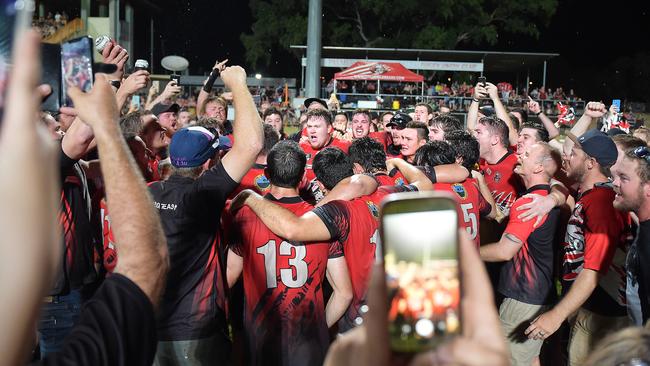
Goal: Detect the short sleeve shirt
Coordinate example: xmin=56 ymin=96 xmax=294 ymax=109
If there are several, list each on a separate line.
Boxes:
xmin=300 ymin=138 xmax=351 ymax=182
xmin=479 ymin=151 xmax=524 ymax=217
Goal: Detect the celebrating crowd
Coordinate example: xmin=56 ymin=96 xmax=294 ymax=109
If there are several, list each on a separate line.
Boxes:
xmin=2 ymin=30 xmax=650 ymax=366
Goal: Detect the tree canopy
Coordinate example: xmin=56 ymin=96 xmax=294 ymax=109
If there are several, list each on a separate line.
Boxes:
xmin=242 ymin=0 xmax=558 ymax=69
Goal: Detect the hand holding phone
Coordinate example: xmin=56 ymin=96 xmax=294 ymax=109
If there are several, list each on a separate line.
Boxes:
xmin=478 ymin=76 xmax=486 ymax=88
xmin=61 ymin=37 xmax=94 ymax=106
xmin=611 ymin=99 xmax=621 ymax=113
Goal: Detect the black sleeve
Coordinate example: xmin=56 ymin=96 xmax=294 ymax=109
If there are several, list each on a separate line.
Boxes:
xmin=37 ymin=274 xmax=157 ymax=366
xmin=194 ymin=161 xmax=239 ymax=202
xmin=311 ymin=200 xmax=350 ymax=243
xmin=379 ymin=184 xmax=419 ymax=195
xmin=59 ymin=142 xmax=78 ymax=171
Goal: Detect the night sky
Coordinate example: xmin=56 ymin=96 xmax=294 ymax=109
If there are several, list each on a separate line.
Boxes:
xmin=48 ymin=0 xmax=650 ymax=102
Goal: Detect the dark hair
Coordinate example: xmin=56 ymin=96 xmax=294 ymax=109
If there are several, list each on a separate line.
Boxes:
xmin=262 ymin=107 xmax=283 ymax=121
xmin=511 ymin=108 xmax=528 ymax=124
xmin=429 ymin=114 xmax=463 ymax=137
xmin=379 ymin=111 xmax=394 ymax=123
xmin=478 ymin=116 xmax=509 ymax=148
xmin=119 ymin=111 xmax=143 ymax=139
xmin=520 ymin=122 xmax=550 ymax=142
xmin=352 ymin=109 xmax=371 ymax=122
xmin=413 ymin=141 xmax=457 ymax=167
xmin=195 ymin=116 xmax=225 ymax=135
xmin=261 ymin=124 xmax=280 ymax=156
xmin=415 ymin=103 xmax=434 ymax=115
xmin=312 ymin=147 xmax=354 ymax=190
xmin=266 ymin=140 xmax=307 ymax=188
xmin=334 ymin=111 xmax=348 ymax=120
xmin=625 ymin=147 xmax=650 ymax=184
xmin=305 ymin=108 xmax=332 ymax=125
xmin=348 ymin=137 xmax=387 ymax=173
xmin=405 ymin=121 xmax=429 ymax=141
xmin=444 ymin=130 xmax=479 ymax=170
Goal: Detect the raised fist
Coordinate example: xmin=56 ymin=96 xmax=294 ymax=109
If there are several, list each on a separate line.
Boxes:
xmin=220 ymin=66 xmax=247 ymax=89
xmin=584 ymin=102 xmax=607 ymax=119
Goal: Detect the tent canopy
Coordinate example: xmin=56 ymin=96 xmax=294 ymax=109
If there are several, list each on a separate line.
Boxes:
xmin=334 ymin=61 xmax=424 ymax=82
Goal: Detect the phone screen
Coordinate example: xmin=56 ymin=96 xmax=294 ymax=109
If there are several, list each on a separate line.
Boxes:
xmin=0 ymin=0 xmax=33 ymax=114
xmin=478 ymin=76 xmax=486 ymax=87
xmin=612 ymin=99 xmax=621 ymax=111
xmin=61 ymin=37 xmax=94 ymax=106
xmin=381 ymin=194 xmax=460 ymax=353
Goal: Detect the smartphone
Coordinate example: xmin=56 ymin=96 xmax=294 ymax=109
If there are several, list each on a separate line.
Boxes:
xmin=0 ymin=0 xmax=34 ymax=115
xmin=130 ymin=94 xmax=141 ymax=110
xmin=61 ymin=37 xmax=94 ymax=106
xmin=612 ymin=99 xmax=621 ymax=111
xmin=170 ymin=74 xmax=180 ymax=85
xmin=478 ymin=76 xmax=486 ymax=88
xmin=41 ymin=43 xmax=62 ymax=112
xmin=380 ymin=192 xmax=461 ymax=353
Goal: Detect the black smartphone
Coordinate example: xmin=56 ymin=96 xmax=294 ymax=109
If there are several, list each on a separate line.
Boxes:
xmin=380 ymin=192 xmax=461 ymax=353
xmin=170 ymin=74 xmax=180 ymax=85
xmin=61 ymin=36 xmax=94 ymax=106
xmin=40 ymin=43 xmax=62 ymax=112
xmin=0 ymin=0 xmax=33 ymax=116
xmin=478 ymin=76 xmax=486 ymax=88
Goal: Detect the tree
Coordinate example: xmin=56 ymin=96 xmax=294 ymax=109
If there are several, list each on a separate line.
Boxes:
xmin=242 ymin=0 xmax=557 ymax=69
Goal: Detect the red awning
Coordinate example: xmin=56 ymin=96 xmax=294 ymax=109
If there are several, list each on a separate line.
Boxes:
xmin=334 ymin=61 xmax=424 ymax=82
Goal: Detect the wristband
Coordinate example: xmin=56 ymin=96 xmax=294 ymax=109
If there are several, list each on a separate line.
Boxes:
xmin=202 ymin=68 xmax=220 ymax=93
xmin=109 ymin=80 xmax=121 ymax=89
xmin=534 ymin=111 xmax=542 ymax=116
xmin=472 ymin=98 xmax=480 ymax=103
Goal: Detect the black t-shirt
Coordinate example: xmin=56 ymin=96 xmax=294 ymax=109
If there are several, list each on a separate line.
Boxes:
xmin=498 ymin=185 xmax=559 ymax=305
xmin=631 ymin=220 xmax=650 ymax=323
xmin=148 ymin=162 xmax=238 ymax=341
xmin=36 ymin=274 xmax=156 ymax=366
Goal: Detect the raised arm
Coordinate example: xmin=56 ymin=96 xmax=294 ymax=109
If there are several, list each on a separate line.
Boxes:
xmin=220 ymin=66 xmax=264 ymax=182
xmin=115 ymin=70 xmax=150 ymax=111
xmin=486 ymin=82 xmax=518 ymax=146
xmin=68 ymin=73 xmax=169 ymax=306
xmin=528 ymin=96 xmax=560 ymax=139
xmin=433 ymin=164 xmax=470 ymax=184
xmin=560 ymin=102 xmax=606 ymax=155
xmin=231 ymin=190 xmax=332 ymax=242
xmin=466 ymin=82 xmax=487 ymax=131
xmin=472 ymin=170 xmax=498 ymax=220
xmin=197 ymin=59 xmax=228 ymax=117
xmin=61 ymin=108 xmax=96 ymax=160
xmin=0 ymin=31 xmax=61 ymax=365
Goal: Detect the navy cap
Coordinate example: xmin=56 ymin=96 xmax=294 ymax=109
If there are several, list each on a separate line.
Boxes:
xmin=386 ymin=112 xmax=412 ymax=129
xmin=169 ymin=126 xmax=230 ymax=168
xmin=568 ymin=129 xmax=618 ymax=167
xmin=304 ymin=97 xmax=328 ymax=110
xmin=151 ymin=103 xmax=180 ymax=117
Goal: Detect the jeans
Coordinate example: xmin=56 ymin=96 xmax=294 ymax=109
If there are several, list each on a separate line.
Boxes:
xmin=37 ymin=289 xmax=82 ymax=357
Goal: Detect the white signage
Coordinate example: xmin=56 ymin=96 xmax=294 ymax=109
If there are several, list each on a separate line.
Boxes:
xmin=301 ymin=58 xmax=484 ymax=72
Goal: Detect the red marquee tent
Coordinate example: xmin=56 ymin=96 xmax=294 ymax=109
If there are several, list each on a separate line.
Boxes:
xmin=334 ymin=61 xmax=424 ymax=82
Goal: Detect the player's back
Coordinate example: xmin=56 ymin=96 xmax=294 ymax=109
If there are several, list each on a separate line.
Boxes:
xmin=231 ymin=196 xmax=336 ymax=366
xmin=228 ymin=163 xmax=270 ymax=199
xmin=434 ymin=178 xmax=489 ymax=247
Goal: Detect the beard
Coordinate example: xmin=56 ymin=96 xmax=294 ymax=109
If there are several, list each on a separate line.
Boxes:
xmin=614 ymin=186 xmax=644 ymax=213
xmin=565 ymin=162 xmax=586 ymax=183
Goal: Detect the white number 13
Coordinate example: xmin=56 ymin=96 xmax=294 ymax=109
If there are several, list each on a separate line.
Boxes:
xmin=256 ymin=240 xmax=308 ymax=288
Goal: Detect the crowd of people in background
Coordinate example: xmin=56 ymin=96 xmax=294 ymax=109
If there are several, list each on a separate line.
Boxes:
xmin=32 ymin=11 xmax=70 ymax=38
xmin=3 ymin=27 xmax=650 ymax=366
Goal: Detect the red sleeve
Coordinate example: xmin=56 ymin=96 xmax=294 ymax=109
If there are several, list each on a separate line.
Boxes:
xmin=224 ymin=207 xmax=244 ymax=257
xmin=503 ymin=197 xmax=536 ymax=243
xmin=474 ymin=181 xmax=491 ymax=217
xmin=583 ymin=199 xmax=622 ymax=273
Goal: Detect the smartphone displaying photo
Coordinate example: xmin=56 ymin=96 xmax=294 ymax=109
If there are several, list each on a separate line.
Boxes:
xmin=61 ymin=37 xmax=94 ymax=106
xmin=380 ymin=192 xmax=461 ymax=353
xmin=0 ymin=0 xmax=33 ymax=114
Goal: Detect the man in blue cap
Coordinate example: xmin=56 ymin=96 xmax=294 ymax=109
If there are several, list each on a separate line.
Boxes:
xmin=149 ymin=66 xmax=263 ymax=366
xmin=524 ymin=129 xmax=633 ymax=366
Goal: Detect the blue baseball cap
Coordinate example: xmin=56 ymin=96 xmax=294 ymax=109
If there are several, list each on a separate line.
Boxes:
xmin=567 ymin=129 xmax=618 ymax=167
xmin=169 ymin=126 xmax=231 ymax=168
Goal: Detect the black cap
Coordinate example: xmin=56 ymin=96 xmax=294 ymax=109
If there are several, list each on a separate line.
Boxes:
xmin=151 ymin=103 xmax=180 ymax=117
xmin=606 ymin=128 xmax=626 ymax=137
xmin=304 ymin=97 xmax=328 ymax=110
xmin=386 ymin=112 xmax=412 ymax=129
xmin=567 ymin=129 xmax=618 ymax=167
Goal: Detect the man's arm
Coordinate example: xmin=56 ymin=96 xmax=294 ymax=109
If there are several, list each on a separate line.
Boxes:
xmin=486 ymin=82 xmax=518 ymax=146
xmin=472 ymin=170 xmax=498 ymax=220
xmin=231 ymin=190 xmax=332 ymax=242
xmin=525 ymin=269 xmax=599 ymax=340
xmin=326 ymin=257 xmax=353 ymax=327
xmin=0 ymin=31 xmax=61 ymax=364
xmin=115 ymin=70 xmax=150 ymax=111
xmin=317 ymin=174 xmax=379 ymax=207
xmin=146 ymin=80 xmax=181 ymax=109
xmin=527 ymin=97 xmax=560 ymax=139
xmin=226 ymin=250 xmax=244 ymax=289
xmin=68 ymin=73 xmax=169 ymax=306
xmin=433 ymin=164 xmax=470 ymax=184
xmin=196 ymin=60 xmax=227 ymax=117
xmin=220 ymin=66 xmax=264 ymax=183
xmin=479 ymin=233 xmax=523 ymax=262
xmin=61 ymin=107 xmax=95 ymax=160
xmin=516 ymin=179 xmax=568 ymax=227
xmin=559 ymin=102 xmax=606 ymax=154
xmin=386 ymin=158 xmax=434 ymax=191
xmin=466 ymin=83 xmax=486 ymax=131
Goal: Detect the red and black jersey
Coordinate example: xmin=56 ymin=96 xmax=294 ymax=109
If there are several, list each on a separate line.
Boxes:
xmin=499 ymin=185 xmax=560 ymax=305
xmin=434 ymin=178 xmax=491 ymax=248
xmin=300 ymin=138 xmax=350 ymax=182
xmin=368 ymin=131 xmax=388 ymax=151
xmin=229 ymin=163 xmax=271 ymax=199
xmin=479 ymin=151 xmax=524 ymax=217
xmin=312 ymin=184 xmax=418 ymax=332
xmin=230 ymin=195 xmax=342 ymax=366
xmin=375 ymin=168 xmax=408 ymax=187
xmin=562 ymin=183 xmax=634 ymax=316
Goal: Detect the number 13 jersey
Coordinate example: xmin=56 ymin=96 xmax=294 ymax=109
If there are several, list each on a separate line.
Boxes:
xmin=230 ymin=195 xmax=343 ymax=366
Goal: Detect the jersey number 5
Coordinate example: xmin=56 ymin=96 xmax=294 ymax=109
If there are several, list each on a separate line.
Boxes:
xmin=460 ymin=203 xmax=478 ymax=240
xmin=257 ymin=240 xmax=308 ymax=288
